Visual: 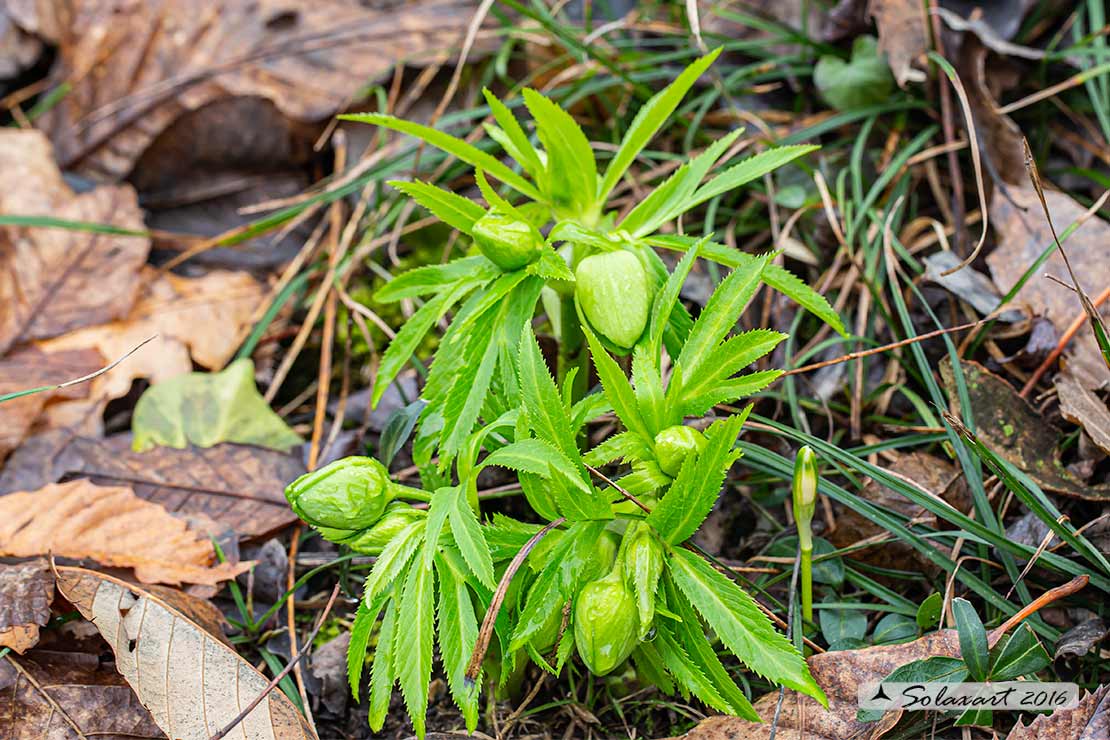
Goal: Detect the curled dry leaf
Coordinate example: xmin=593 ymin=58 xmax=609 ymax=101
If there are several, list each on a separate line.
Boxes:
xmin=1055 ymin=617 xmax=1109 ymax=660
xmin=1056 ymin=369 xmax=1110 ymax=456
xmin=941 ymin=360 xmax=1110 ymax=500
xmin=868 ymin=0 xmax=928 ymax=87
xmin=988 ymin=186 xmax=1110 ymax=392
xmin=0 ymin=558 xmax=53 ymax=654
xmin=1007 ymin=684 xmax=1109 ymax=740
xmin=0 ymin=130 xmax=149 ymax=354
xmin=0 ymin=345 xmax=103 ymax=459
xmin=0 ymin=432 xmax=305 ymax=539
xmin=675 ymin=630 xmax=961 ymax=740
xmin=0 ymin=648 xmax=164 ymax=739
xmin=0 ymin=480 xmax=249 ymax=586
xmin=37 ymin=267 xmax=266 ymax=437
xmin=55 ymin=566 xmax=318 ymax=740
xmin=18 ymin=0 xmax=487 ymax=181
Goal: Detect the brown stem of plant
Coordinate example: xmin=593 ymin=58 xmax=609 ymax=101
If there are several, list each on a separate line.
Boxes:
xmin=209 ymin=583 xmax=341 ymax=740
xmin=986 ymin=575 xmax=1088 ymax=649
xmin=585 ymin=464 xmax=651 ymax=513
xmin=465 ymin=517 xmax=566 ymax=682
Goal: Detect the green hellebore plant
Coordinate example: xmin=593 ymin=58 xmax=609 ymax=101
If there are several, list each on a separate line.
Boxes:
xmin=653 ymin=424 xmax=708 ymax=477
xmin=575 ymin=250 xmax=652 ymax=350
xmin=285 ymin=456 xmax=427 ymax=532
xmin=574 ymin=560 xmax=641 ymax=676
xmin=472 ymin=211 xmax=545 ymax=271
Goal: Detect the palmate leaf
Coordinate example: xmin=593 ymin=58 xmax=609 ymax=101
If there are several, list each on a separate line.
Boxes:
xmin=394 ymin=560 xmax=435 ymax=739
xmin=680 ymin=329 xmax=788 ymax=403
xmin=668 ymin=547 xmax=826 ymax=705
xmin=483 ymin=438 xmax=608 ymax=521
xmin=521 ymin=88 xmax=598 ymax=219
xmin=363 ymin=519 xmax=425 ymax=602
xmin=647 ymin=411 xmax=747 ymax=544
xmin=341 ymin=113 xmax=542 ymax=201
xmin=388 ymin=179 xmax=486 ymax=234
xmin=447 ymin=484 xmax=497 ymax=589
xmin=678 ymin=370 xmax=783 ymax=418
xmin=368 ymin=588 xmax=399 ymax=732
xmin=435 ymin=553 xmax=480 ymax=731
xmin=598 ymin=48 xmax=721 ymax=203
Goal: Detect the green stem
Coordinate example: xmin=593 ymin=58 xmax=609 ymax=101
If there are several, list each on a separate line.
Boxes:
xmin=388 ymin=482 xmax=432 ymax=502
xmin=800 ymin=545 xmax=813 ymax=625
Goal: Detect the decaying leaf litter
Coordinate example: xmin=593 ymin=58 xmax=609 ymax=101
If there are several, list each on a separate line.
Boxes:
xmin=0 ymin=0 xmax=1108 ymax=738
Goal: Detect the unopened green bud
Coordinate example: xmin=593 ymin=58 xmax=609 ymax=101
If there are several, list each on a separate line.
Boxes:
xmin=285 ymin=456 xmax=394 ymax=530
xmin=653 ymin=425 xmax=707 ymax=477
xmin=575 ymin=251 xmax=650 ymax=350
xmin=792 ymin=446 xmax=818 ymax=551
xmin=472 ymin=212 xmax=544 ymax=271
xmin=344 ymin=503 xmax=427 ymax=554
xmin=621 ymin=522 xmax=663 ymax=638
xmin=574 ymin=564 xmax=640 ymax=676
xmin=584 ymin=530 xmax=620 ymax=582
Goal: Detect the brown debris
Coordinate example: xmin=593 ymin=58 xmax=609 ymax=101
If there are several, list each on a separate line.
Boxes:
xmin=0 ymin=559 xmax=54 ymax=654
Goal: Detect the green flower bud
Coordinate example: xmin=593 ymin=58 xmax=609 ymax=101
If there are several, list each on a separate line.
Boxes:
xmin=575 ymin=251 xmax=650 ymax=349
xmin=285 ymin=456 xmax=394 ymax=531
xmin=574 ymin=564 xmax=640 ymax=676
xmin=653 ymin=425 xmax=707 ymax=477
xmin=620 ymin=523 xmax=663 ymax=638
xmin=584 ymin=530 xmax=620 ymax=582
xmin=344 ymin=503 xmax=427 ymax=554
xmin=472 ymin=212 xmax=544 ymax=271
xmin=792 ymin=446 xmax=818 ymax=552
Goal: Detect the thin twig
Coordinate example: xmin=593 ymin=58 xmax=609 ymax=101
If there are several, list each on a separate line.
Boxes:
xmin=209 ymin=583 xmax=340 ymax=740
xmin=0 ymin=334 xmax=157 ymax=404
xmin=987 ymin=575 xmax=1088 ymax=649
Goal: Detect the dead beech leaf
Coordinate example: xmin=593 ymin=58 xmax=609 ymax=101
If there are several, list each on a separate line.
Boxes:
xmin=0 ymin=648 xmax=164 ymax=739
xmin=1007 ymin=684 xmax=1109 ymax=740
xmin=0 ymin=345 xmax=103 ymax=459
xmin=941 ymin=360 xmax=1110 ymax=500
xmin=868 ymin=0 xmax=928 ymax=87
xmin=0 ymin=558 xmax=54 ymax=654
xmin=0 ymin=480 xmax=248 ymax=586
xmin=988 ymin=186 xmax=1110 ymax=392
xmin=0 ymin=432 xmax=305 ymax=539
xmin=23 ymin=0 xmax=486 ymax=181
xmin=37 ymin=267 xmax=266 ymax=436
xmin=56 ymin=566 xmax=317 ymax=740
xmin=676 ymin=630 xmax=961 ymax=740
xmin=1056 ymin=369 xmax=1110 ymax=456
xmin=0 ymin=130 xmax=149 ymax=354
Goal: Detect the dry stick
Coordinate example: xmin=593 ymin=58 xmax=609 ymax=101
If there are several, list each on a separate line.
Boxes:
xmin=209 ymin=583 xmax=340 ymax=740
xmin=1006 ymin=514 xmax=1070 ymax=601
xmin=465 ymin=518 xmax=567 ymax=682
xmin=1020 ymin=284 xmax=1110 ymax=397
xmin=0 ymin=334 xmax=158 ymax=405
xmin=781 ymin=319 xmax=988 ymax=377
xmin=986 ymin=575 xmax=1088 ymax=650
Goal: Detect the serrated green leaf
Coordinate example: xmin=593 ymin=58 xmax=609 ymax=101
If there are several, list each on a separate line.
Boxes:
xmin=378 ymin=399 xmax=426 ymax=468
xmin=485 ymin=514 xmax=542 ymax=560
xmin=632 ymin=344 xmax=666 ymax=434
xmin=583 ymin=323 xmax=652 ymax=444
xmin=518 ymin=324 xmax=579 ymax=458
xmin=647 ymin=412 xmax=746 ymax=544
xmin=347 ymin=592 xmax=386 ymax=701
xmin=617 ymin=460 xmax=673 ymax=497
xmin=673 ymin=254 xmax=768 ymax=389
xmin=632 ymin=643 xmax=675 ymax=695
xmin=368 ymin=592 xmax=399 ymax=732
xmin=679 ymin=370 xmax=783 ymax=417
xmin=679 ymin=329 xmax=787 ymax=404
xmin=598 ymin=49 xmax=721 ymax=203
xmin=569 ymin=390 xmax=610 ymax=433
xmin=422 ymin=487 xmax=454 ymax=569
xmin=436 ymin=553 xmax=481 ymax=731
xmin=375 ymin=257 xmax=498 ymax=303
xmin=648 ymin=236 xmax=703 ymax=361
xmin=653 ymin=620 xmax=732 ymax=713
xmin=953 ymin=597 xmax=989 ymax=681
xmin=690 ymin=145 xmax=819 ymax=210
xmin=448 ymin=485 xmax=496 ymax=589
xmin=669 ymin=547 xmax=826 ymax=705
xmin=394 ymin=559 xmax=435 ymax=738
xmin=583 ymin=431 xmax=650 ymax=467
xmin=622 ymin=129 xmax=744 ymax=237
xmin=389 ymin=179 xmax=486 ymax=234
xmin=439 ymin=305 xmax=501 ymax=460
xmin=521 ymin=88 xmax=597 ymax=219
xmin=482 ymin=438 xmax=608 ymax=521
xmin=342 ymin=112 xmax=541 ymax=200
xmin=364 ymin=519 xmax=425 ymax=602
xmin=482 ymin=88 xmax=543 ymax=176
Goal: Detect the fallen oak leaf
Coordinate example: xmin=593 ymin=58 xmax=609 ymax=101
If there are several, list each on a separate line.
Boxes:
xmin=0 ymin=130 xmax=150 ymax=354
xmin=0 ymin=432 xmax=305 ymax=539
xmin=1007 ymin=684 xmax=1108 ymax=740
xmin=0 ymin=647 xmax=164 ymax=739
xmin=0 ymin=558 xmax=54 ymax=654
xmin=0 ymin=480 xmax=249 ymax=586
xmin=55 ymin=566 xmax=317 ymax=740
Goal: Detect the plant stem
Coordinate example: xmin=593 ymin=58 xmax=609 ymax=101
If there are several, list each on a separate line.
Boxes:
xmin=800 ymin=545 xmax=813 ymax=625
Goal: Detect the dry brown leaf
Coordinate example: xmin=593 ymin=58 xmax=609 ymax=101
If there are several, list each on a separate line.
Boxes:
xmin=1057 ymin=369 xmax=1110 ymax=456
xmin=0 ymin=480 xmax=248 ymax=586
xmin=988 ymin=186 xmax=1110 ymax=393
xmin=0 ymin=647 xmax=165 ymax=739
xmin=0 ymin=559 xmax=54 ymax=654
xmin=37 ymin=267 xmax=266 ymax=436
xmin=868 ymin=0 xmax=928 ymax=88
xmin=676 ymin=631 xmax=961 ymax=740
xmin=0 ymin=345 xmax=103 ymax=459
xmin=0 ymin=130 xmax=149 ymax=354
xmin=1007 ymin=684 xmax=1109 ymax=739
xmin=0 ymin=432 xmax=305 ymax=539
xmin=56 ymin=566 xmax=317 ymax=740
xmin=16 ymin=0 xmax=485 ymax=181
xmin=942 ymin=359 xmax=1110 ymax=500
